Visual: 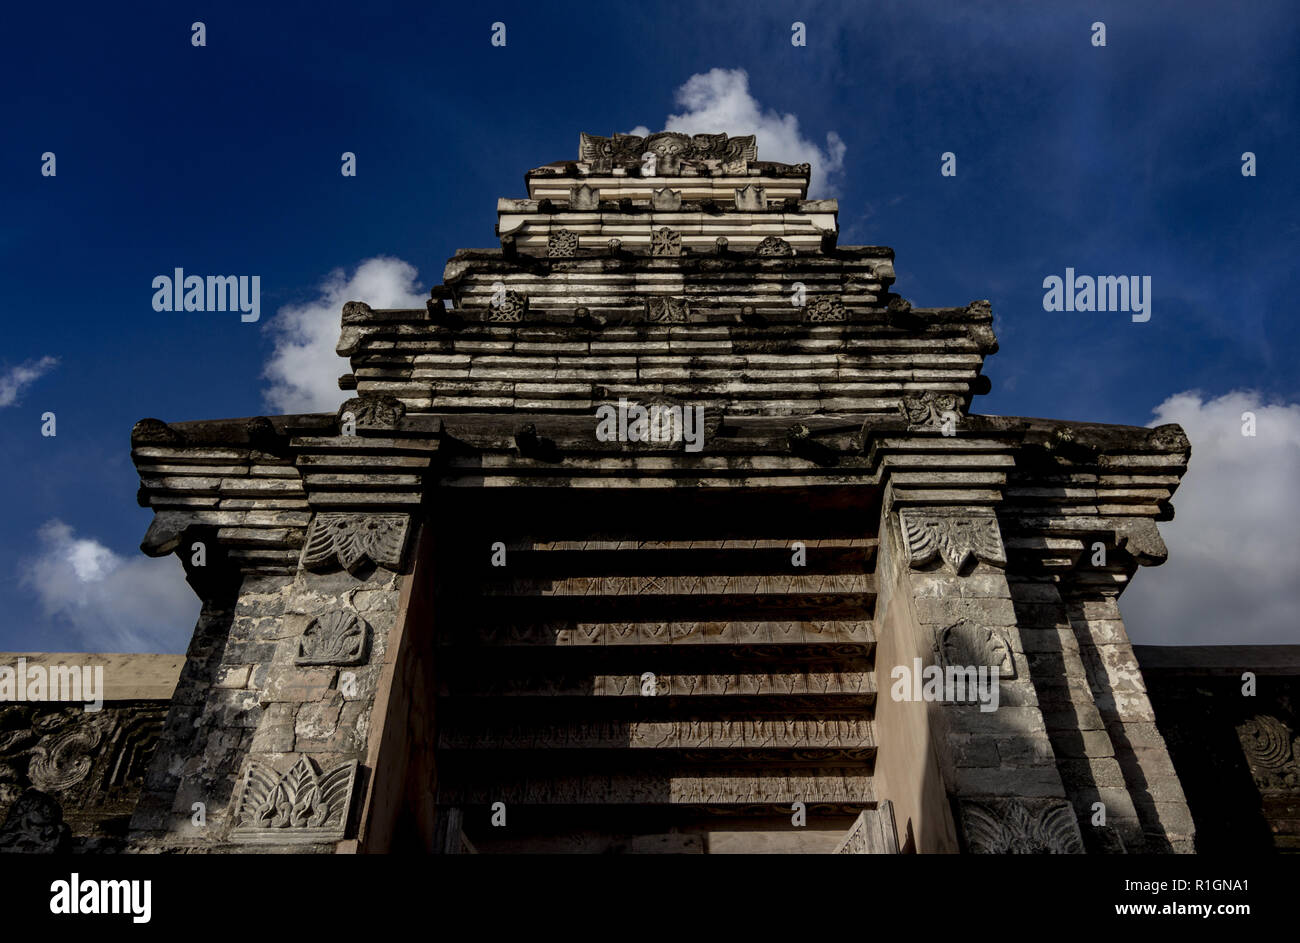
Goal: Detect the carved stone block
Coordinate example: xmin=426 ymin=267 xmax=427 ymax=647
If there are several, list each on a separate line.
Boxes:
xmin=650 ymin=227 xmax=682 ymax=257
xmin=899 ymin=392 xmax=961 ymax=431
xmin=898 ymin=508 xmax=1006 ymax=573
xmin=486 ymin=290 xmax=528 ymax=322
xmin=547 ymin=229 xmax=578 ymax=258
xmin=755 ymin=236 xmax=793 ymax=257
xmin=230 ymin=756 xmax=358 ymax=844
xmin=957 ymin=798 xmax=1084 ymax=853
xmin=338 ymin=394 xmax=405 ymax=431
xmin=803 ymin=295 xmax=847 ymax=322
xmin=296 ymin=611 xmax=370 ymax=667
xmin=937 ymin=620 xmax=1016 ymax=680
xmin=645 ymin=296 xmax=689 ymax=323
xmin=1236 ymin=715 xmax=1299 ymax=792
xmin=301 ymin=513 xmax=409 ymax=574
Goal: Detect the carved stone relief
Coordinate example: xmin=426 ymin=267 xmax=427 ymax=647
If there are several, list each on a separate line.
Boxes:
xmin=898 ymin=508 xmax=1007 ymax=573
xmin=899 ymin=392 xmax=961 ymax=431
xmin=1236 ymin=715 xmax=1300 ymax=792
xmin=650 ymin=227 xmax=682 ymax=257
xmin=296 ymin=611 xmax=370 ymax=667
xmin=230 ymin=756 xmax=358 ymax=844
xmin=958 ymin=798 xmax=1084 ymax=853
xmin=486 ymin=290 xmax=528 ymax=322
xmin=547 ymin=229 xmax=578 ymax=258
xmin=0 ymin=789 xmax=71 ymax=854
xmin=937 ymin=620 xmax=1016 ymax=680
xmin=755 ymin=236 xmax=794 ymax=257
xmin=578 ymin=132 xmax=756 ymax=173
xmin=301 ymin=513 xmax=409 ymax=574
xmin=645 ymin=296 xmax=689 ymax=323
xmin=803 ymin=295 xmax=847 ymax=323
xmin=338 ymin=394 xmax=405 ymax=430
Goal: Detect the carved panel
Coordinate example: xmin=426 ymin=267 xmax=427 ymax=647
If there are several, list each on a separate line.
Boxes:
xmin=1236 ymin=715 xmax=1300 ymax=792
xmin=937 ymin=620 xmax=1016 ymax=680
xmin=301 ymin=513 xmax=409 ymax=574
xmin=0 ymin=789 xmax=70 ymax=854
xmin=568 ymin=184 xmax=599 ymax=210
xmin=338 ymin=394 xmax=405 ymax=430
xmin=547 ymin=229 xmax=578 ymax=258
xmin=230 ymin=756 xmax=358 ymax=844
xmin=650 ymin=188 xmax=682 ymax=210
xmin=578 ymin=132 xmax=756 ymax=173
xmin=803 ymin=295 xmax=847 ymax=322
xmin=958 ymin=798 xmax=1084 ymax=853
xmin=645 ymin=296 xmax=689 ymax=323
xmin=296 ymin=611 xmax=370 ymax=667
xmin=650 ymin=227 xmax=682 ymax=257
xmin=0 ymin=704 xmax=166 ymax=851
xmin=898 ymin=508 xmax=1007 ymax=573
xmin=28 ymin=724 xmax=102 ymax=791
xmin=755 ymin=236 xmax=794 ymax=257
xmin=486 ymin=290 xmax=528 ymax=322
xmin=899 ymin=392 xmax=961 ymax=431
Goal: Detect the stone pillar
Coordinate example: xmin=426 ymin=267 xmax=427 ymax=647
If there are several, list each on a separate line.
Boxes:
xmin=1006 ymin=578 xmax=1148 ymax=851
xmin=1062 ymin=589 xmax=1195 ymax=852
xmin=129 ymin=511 xmax=413 ymax=851
xmin=873 ymin=502 xmax=1084 ymax=853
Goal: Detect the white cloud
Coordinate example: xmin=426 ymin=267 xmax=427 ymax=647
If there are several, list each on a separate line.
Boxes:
xmin=630 ymin=68 xmax=846 ymax=197
xmin=0 ymin=356 xmax=58 ymax=407
xmin=18 ymin=521 xmax=200 ymax=653
xmin=1120 ymin=391 xmax=1300 ymax=645
xmin=261 ymin=257 xmax=425 ymax=414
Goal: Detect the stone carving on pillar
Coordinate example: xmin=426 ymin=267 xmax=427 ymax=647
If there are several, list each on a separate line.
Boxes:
xmin=958 ymin=798 xmax=1084 ymax=853
xmin=568 ymin=184 xmax=599 ymax=210
xmin=898 ymin=508 xmax=1007 ymax=574
xmin=651 ymin=188 xmax=682 ymax=210
xmin=0 ymin=789 xmax=71 ymax=853
xmin=650 ymin=227 xmax=682 ymax=257
xmin=803 ymin=295 xmax=847 ymax=323
xmin=899 ymin=392 xmax=961 ymax=431
xmin=734 ymin=185 xmax=766 ymax=211
xmin=301 ymin=513 xmax=409 ymax=574
xmin=296 ymin=611 xmax=370 ymax=667
xmin=486 ymin=290 xmax=528 ymax=322
xmin=937 ymin=620 xmax=1016 ymax=680
xmin=338 ymin=394 xmax=405 ymax=431
xmin=547 ymin=229 xmax=579 ymax=258
xmin=645 ymin=296 xmax=689 ymax=324
xmin=230 ymin=756 xmax=358 ymax=844
xmin=755 ymin=236 xmax=794 ymax=257
xmin=1236 ymin=715 xmax=1300 ymax=792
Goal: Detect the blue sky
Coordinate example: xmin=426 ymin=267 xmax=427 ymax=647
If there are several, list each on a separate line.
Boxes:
xmin=2 ymin=0 xmax=1297 ymax=652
